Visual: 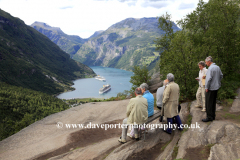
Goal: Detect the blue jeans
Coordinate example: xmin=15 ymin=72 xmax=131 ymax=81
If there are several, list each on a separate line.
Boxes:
xmin=166 ymin=115 xmax=183 ymax=133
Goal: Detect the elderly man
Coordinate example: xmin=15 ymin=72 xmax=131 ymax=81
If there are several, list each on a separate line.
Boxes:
xmin=195 ymin=61 xmax=208 ymax=112
xmin=118 ymin=87 xmax=148 ymax=144
xmin=128 ymin=83 xmax=154 ymax=138
xmin=156 ymin=80 xmax=168 ymax=110
xmin=140 ymin=83 xmax=154 ymax=117
xmin=202 ymin=56 xmax=223 ymax=122
xmin=162 ymin=73 xmax=183 ymax=134
xmin=156 ymin=79 xmax=168 ymax=122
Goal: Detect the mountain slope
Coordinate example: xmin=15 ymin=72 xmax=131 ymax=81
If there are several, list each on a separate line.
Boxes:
xmin=31 ymin=21 xmax=87 ymax=57
xmin=88 ymin=30 xmax=104 ymax=39
xmin=0 ymin=9 xmax=96 ymax=94
xmin=73 ymin=17 xmax=181 ymax=72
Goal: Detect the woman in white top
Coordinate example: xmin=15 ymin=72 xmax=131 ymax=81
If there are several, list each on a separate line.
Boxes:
xmin=195 ymin=61 xmax=208 ymax=111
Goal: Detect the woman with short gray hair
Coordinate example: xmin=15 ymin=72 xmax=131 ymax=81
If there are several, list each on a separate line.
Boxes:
xmin=195 ymin=61 xmax=208 ymax=111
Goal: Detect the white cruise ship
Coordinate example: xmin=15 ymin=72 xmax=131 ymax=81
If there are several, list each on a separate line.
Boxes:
xmin=99 ymin=84 xmax=111 ymax=94
xmin=95 ymin=75 xmax=106 ymax=82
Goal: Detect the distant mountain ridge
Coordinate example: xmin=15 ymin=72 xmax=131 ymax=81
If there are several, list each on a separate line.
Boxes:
xmin=88 ymin=30 xmax=104 ymax=39
xmin=0 ymin=9 xmax=96 ymax=94
xmin=31 ymin=17 xmax=181 ymax=74
xmin=73 ymin=17 xmax=181 ymax=73
xmin=31 ymin=21 xmax=87 ymax=57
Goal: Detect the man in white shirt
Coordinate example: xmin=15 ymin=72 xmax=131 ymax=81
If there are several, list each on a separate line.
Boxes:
xmin=195 ymin=61 xmax=208 ymax=112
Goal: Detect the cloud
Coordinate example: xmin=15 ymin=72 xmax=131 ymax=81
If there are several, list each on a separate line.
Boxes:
xmin=127 ymin=1 xmax=136 ymax=6
xmin=59 ymin=6 xmax=73 ymax=9
xmin=118 ymin=0 xmax=168 ymax=2
xmin=178 ymin=2 xmax=195 ymax=10
xmin=141 ymin=1 xmax=169 ymax=9
xmin=117 ymin=0 xmax=136 ymax=2
xmin=0 ymin=0 xmax=209 ymax=38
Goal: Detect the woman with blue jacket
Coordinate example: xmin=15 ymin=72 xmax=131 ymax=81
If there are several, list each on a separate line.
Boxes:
xmin=128 ymin=83 xmax=154 ymax=138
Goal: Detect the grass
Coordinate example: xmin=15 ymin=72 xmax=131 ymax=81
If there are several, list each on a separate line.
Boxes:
xmin=160 ymin=141 xmax=171 ymax=151
xmin=172 ymin=145 xmax=179 ymax=159
xmin=216 ymin=98 xmax=240 ymax=123
xmin=223 ymin=113 xmax=240 ymax=120
xmin=64 ymin=98 xmax=105 ymax=105
xmin=102 ymin=149 xmax=115 ymax=159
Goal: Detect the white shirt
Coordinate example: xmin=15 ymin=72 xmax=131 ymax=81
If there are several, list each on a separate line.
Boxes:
xmin=199 ymin=67 xmax=208 ymax=87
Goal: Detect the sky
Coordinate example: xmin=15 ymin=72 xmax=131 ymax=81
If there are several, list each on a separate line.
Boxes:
xmin=0 ymin=0 xmax=209 ymax=38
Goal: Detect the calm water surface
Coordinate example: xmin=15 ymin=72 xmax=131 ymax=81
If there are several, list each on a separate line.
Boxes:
xmin=57 ymin=66 xmax=133 ymax=99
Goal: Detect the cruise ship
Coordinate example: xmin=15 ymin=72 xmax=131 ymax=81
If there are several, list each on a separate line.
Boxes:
xmin=99 ymin=84 xmax=111 ymax=94
xmin=95 ymin=75 xmax=106 ymax=82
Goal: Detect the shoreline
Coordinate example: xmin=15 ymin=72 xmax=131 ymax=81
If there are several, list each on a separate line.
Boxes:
xmin=53 ymin=75 xmax=96 ymax=98
xmin=55 ymin=66 xmax=133 ymax=100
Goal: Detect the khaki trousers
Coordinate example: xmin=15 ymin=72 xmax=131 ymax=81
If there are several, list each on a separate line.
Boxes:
xmin=121 ymin=118 xmax=139 ymax=141
xmin=196 ymin=86 xmax=206 ymax=109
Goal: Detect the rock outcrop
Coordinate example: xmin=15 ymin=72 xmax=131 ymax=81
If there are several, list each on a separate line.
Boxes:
xmin=230 ymin=88 xmax=240 ymax=112
xmin=103 ymin=102 xmax=190 ymax=160
xmin=176 ymin=101 xmax=240 ymax=160
xmin=0 ymin=100 xmax=130 ymax=160
xmin=148 ymin=72 xmax=162 ymax=93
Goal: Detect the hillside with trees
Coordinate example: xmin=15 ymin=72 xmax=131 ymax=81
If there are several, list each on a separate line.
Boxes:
xmin=155 ymin=0 xmax=240 ymax=101
xmin=0 ymin=9 xmax=96 ymax=95
xmin=0 ymin=82 xmax=70 ymax=141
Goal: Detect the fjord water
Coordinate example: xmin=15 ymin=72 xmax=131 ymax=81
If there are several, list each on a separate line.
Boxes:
xmin=57 ymin=66 xmax=133 ymax=99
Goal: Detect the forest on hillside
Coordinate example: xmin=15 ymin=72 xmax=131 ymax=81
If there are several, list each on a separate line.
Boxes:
xmin=0 ymin=82 xmax=69 ymax=141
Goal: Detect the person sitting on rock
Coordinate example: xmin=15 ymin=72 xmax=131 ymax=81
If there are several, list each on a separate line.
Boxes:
xmin=162 ymin=73 xmax=183 ymax=134
xmin=118 ymin=87 xmax=148 ymax=144
xmin=140 ymin=83 xmax=154 ymax=117
xmin=127 ymin=83 xmax=154 ymax=138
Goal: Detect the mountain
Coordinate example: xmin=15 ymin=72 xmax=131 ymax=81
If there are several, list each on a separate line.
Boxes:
xmin=31 ymin=22 xmax=87 ymax=57
xmin=0 ymin=9 xmax=96 ymax=94
xmin=72 ymin=17 xmax=181 ymax=73
xmin=88 ymin=30 xmax=104 ymax=39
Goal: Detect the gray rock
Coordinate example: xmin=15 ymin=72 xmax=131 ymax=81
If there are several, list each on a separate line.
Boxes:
xmin=104 ymin=103 xmax=189 ymax=160
xmin=230 ymin=88 xmax=240 ymax=112
xmin=155 ymin=130 xmax=181 ymax=160
xmin=148 ymin=72 xmax=163 ymax=93
xmin=0 ymin=99 xmax=130 ymax=160
xmin=105 ymin=127 xmax=171 ymax=160
xmin=176 ymin=101 xmax=240 ymax=160
xmin=49 ymin=138 xmax=120 ymax=160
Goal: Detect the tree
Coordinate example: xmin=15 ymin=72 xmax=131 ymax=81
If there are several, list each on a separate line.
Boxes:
xmin=159 ymin=30 xmax=198 ymax=100
xmin=155 ymin=12 xmax=175 ymax=53
xmin=156 ymin=0 xmax=240 ymax=100
xmin=179 ymin=0 xmax=240 ymax=77
xmin=129 ymin=65 xmax=151 ymax=92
